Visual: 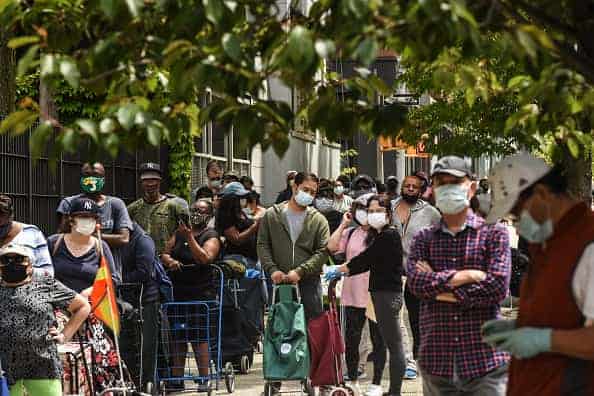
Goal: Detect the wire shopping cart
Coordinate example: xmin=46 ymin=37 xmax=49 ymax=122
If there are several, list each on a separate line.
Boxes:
xmin=156 ymin=264 xmax=234 ymax=395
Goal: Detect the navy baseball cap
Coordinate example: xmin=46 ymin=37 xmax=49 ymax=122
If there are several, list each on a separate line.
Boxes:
xmin=139 ymin=162 xmax=162 ymax=180
xmin=69 ymin=197 xmax=100 ymax=216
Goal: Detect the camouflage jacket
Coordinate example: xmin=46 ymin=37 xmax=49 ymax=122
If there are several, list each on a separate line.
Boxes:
xmin=127 ymin=194 xmax=189 ymax=255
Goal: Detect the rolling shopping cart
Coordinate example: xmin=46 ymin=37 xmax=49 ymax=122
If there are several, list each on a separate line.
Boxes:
xmin=263 ymin=284 xmax=313 ymax=396
xmin=157 ymin=264 xmax=234 ymax=395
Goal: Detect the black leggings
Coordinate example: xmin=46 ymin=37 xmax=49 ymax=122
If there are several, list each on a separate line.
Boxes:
xmin=344 ymin=307 xmax=367 ymax=380
xmin=404 ymin=285 xmax=420 ymax=360
xmin=369 ymin=319 xmax=386 ymax=385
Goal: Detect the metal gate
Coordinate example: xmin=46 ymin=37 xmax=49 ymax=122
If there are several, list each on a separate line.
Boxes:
xmin=0 ymin=124 xmax=161 ymax=235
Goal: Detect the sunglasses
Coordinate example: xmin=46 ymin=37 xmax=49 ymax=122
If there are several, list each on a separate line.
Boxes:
xmin=0 ymin=255 xmax=27 ymax=266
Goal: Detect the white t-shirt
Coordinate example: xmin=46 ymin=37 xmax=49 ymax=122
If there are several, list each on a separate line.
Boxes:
xmin=573 ymin=244 xmax=594 ymax=325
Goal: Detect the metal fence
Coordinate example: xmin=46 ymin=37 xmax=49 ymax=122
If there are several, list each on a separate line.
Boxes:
xmin=191 ymin=153 xmax=251 ymax=192
xmin=0 ymin=121 xmax=161 ymax=235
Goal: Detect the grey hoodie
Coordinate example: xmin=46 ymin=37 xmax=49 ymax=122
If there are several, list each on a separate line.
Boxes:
xmin=257 ymin=202 xmax=330 ymax=280
xmin=391 ymin=197 xmax=441 ymax=263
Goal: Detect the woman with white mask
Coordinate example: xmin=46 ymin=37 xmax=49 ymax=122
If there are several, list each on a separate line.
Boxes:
xmin=326 ymin=195 xmax=406 ymax=396
xmin=47 ymin=197 xmax=121 ymax=392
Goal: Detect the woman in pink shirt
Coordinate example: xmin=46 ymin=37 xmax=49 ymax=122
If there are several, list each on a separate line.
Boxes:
xmin=327 ymin=196 xmax=371 ymax=393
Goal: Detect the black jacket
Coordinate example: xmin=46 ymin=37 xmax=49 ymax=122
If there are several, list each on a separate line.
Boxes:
xmin=347 ymin=227 xmax=404 ymax=292
xmin=120 ymin=223 xmax=160 ymax=304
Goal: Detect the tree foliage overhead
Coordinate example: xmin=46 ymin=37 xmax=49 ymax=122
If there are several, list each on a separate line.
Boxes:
xmin=0 ymin=0 xmax=592 ymax=169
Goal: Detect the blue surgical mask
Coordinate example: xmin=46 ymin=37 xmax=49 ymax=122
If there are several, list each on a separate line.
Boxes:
xmin=295 ymin=190 xmax=314 ymax=207
xmin=314 ymin=198 xmax=334 ymax=213
xmin=517 ymin=210 xmax=553 ymax=244
xmin=434 ymin=183 xmax=470 ymax=215
xmin=334 ymin=186 xmax=345 ymax=196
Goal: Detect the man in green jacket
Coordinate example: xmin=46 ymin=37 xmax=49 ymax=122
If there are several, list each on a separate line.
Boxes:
xmin=257 ymin=172 xmax=330 ymax=321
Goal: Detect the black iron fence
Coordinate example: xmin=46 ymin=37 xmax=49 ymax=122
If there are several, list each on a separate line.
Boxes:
xmin=0 ymin=120 xmax=162 ymax=235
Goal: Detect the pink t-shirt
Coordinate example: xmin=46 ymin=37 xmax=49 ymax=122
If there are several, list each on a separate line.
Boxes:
xmin=338 ymin=227 xmax=370 ymax=308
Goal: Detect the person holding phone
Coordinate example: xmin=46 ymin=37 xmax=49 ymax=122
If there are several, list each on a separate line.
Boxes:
xmin=160 ymin=198 xmax=221 ymax=392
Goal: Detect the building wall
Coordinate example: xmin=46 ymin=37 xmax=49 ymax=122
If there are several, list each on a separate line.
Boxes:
xmin=260 ymin=76 xmax=341 ymax=205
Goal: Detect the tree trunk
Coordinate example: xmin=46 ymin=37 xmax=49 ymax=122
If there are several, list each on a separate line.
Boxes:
xmin=559 ymin=146 xmax=592 ymax=205
xmin=39 ymin=80 xmax=58 ymax=122
xmin=0 ymin=31 xmax=16 ymax=116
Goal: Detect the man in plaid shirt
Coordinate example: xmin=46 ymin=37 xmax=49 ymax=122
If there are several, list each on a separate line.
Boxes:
xmin=407 ymin=156 xmax=511 ymax=396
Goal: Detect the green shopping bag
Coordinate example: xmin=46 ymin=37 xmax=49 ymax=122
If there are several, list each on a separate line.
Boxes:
xmin=263 ymin=285 xmax=310 ymax=381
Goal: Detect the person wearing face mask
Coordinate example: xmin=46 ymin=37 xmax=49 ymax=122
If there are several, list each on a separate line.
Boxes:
xmin=326 ymin=195 xmax=406 ymax=396
xmin=481 ymin=154 xmax=594 ymax=396
xmin=191 ymin=160 xmax=224 ymax=202
xmin=244 ymin=191 xmax=266 ymax=220
xmin=390 ymin=173 xmax=441 ymax=380
xmin=258 ymin=172 xmax=330 ymax=394
xmin=0 ymin=194 xmax=54 ymax=278
xmin=258 ymin=172 xmax=329 ymax=320
xmin=0 ymin=244 xmax=90 ymax=396
xmin=315 ymin=179 xmax=343 ymax=233
xmin=216 ymin=182 xmax=260 ymax=263
xmin=48 ymin=197 xmax=122 ymax=392
xmin=406 ymin=155 xmax=511 ymax=396
xmin=333 ymin=178 xmax=353 ymax=213
xmin=128 ymin=163 xmax=190 ymax=256
xmin=275 ymin=170 xmax=298 ymax=204
xmin=57 ymin=162 xmax=133 ymax=279
xmin=326 ymin=194 xmax=374 ymax=392
xmin=161 ymin=198 xmax=221 ymax=392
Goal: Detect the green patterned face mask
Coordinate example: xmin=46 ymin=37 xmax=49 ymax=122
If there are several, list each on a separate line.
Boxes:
xmin=80 ymin=176 xmax=105 ymax=193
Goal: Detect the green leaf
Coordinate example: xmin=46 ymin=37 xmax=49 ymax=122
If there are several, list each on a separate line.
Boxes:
xmin=76 ymin=119 xmax=98 ymax=142
xmin=0 ymin=110 xmax=37 ymax=135
xmin=567 ymin=137 xmax=579 ymax=158
xmin=287 ymin=26 xmax=315 ymax=70
xmin=314 ymin=39 xmax=336 ymax=59
xmin=353 ymin=38 xmax=378 ymax=66
xmin=30 ymin=121 xmax=53 ymax=160
xmin=347 ymin=0 xmax=368 ymax=18
xmin=222 ymin=33 xmax=241 ymax=62
xmin=203 ymin=0 xmax=224 ymax=25
xmin=516 ymin=28 xmax=537 ymax=60
xmin=465 ymin=87 xmax=476 ymax=107
xmin=16 ymin=44 xmax=39 ymax=77
xmin=100 ymin=0 xmax=118 ymax=19
xmin=147 ymin=121 xmax=162 ymax=146
xmin=124 ymin=0 xmax=142 ymax=18
xmin=507 ymin=75 xmax=531 ymax=90
xmin=99 ymin=118 xmax=116 ymax=134
xmin=59 ymin=59 xmax=81 ymax=88
xmin=117 ymin=104 xmax=140 ymax=130
xmin=7 ymin=35 xmax=39 ymax=49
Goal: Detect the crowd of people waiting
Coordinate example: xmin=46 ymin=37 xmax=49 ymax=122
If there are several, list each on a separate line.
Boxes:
xmin=1 ymin=152 xmax=593 ymax=396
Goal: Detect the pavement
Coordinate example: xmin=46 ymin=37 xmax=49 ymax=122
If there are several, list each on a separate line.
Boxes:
xmin=168 ymin=351 xmax=423 ymax=395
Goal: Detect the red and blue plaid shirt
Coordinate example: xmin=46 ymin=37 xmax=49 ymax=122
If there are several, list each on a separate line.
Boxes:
xmin=407 ymin=211 xmax=511 ymax=378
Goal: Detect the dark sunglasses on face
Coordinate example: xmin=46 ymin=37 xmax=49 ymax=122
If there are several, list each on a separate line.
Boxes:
xmin=0 ymin=255 xmax=27 ymax=266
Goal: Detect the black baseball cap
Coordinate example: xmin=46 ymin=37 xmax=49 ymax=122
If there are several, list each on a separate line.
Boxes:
xmin=69 ymin=197 xmax=100 ymax=217
xmin=139 ymin=162 xmax=162 ymax=180
xmin=432 ymin=156 xmax=473 ymax=178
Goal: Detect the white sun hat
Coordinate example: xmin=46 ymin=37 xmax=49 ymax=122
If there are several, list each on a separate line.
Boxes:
xmin=485 ymin=153 xmax=551 ymax=224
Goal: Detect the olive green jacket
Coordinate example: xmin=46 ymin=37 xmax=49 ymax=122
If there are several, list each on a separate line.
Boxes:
xmin=257 ymin=203 xmax=330 ymax=280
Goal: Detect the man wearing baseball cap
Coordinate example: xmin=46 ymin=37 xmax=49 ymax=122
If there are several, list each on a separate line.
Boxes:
xmin=482 ymin=153 xmax=594 ymax=395
xmin=406 ymin=155 xmax=511 ymax=395
xmin=128 ymin=163 xmax=190 ymax=255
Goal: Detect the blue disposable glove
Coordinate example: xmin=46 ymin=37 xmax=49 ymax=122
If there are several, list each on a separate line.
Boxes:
xmin=245 ymin=268 xmax=261 ymax=279
xmin=481 ymin=319 xmax=516 ymax=340
xmin=483 ymin=327 xmax=552 ymax=359
xmin=324 ymin=265 xmax=344 ymax=281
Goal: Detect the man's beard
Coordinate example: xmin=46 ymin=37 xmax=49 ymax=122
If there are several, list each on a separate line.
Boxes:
xmin=402 ymin=194 xmax=420 ymax=204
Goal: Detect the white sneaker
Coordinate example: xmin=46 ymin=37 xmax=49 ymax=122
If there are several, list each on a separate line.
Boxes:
xmin=365 ymin=384 xmax=383 ymax=396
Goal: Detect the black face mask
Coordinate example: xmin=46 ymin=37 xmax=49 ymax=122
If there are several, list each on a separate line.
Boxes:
xmin=1 ymin=257 xmax=29 ymax=283
xmin=402 ymin=194 xmax=420 ymax=204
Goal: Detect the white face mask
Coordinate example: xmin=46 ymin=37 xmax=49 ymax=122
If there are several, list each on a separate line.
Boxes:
xmin=434 ymin=183 xmax=470 ymax=215
xmin=334 ymin=186 xmax=345 ymax=196
xmin=74 ymin=217 xmax=96 ymax=236
xmin=294 ymin=190 xmax=314 ymax=207
xmin=368 ymin=213 xmax=388 ymax=230
xmin=355 ymin=209 xmax=368 ymax=226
